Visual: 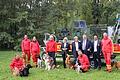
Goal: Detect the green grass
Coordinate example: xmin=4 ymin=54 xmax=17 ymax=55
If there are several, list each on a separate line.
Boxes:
xmin=0 ymin=51 xmax=120 ymax=80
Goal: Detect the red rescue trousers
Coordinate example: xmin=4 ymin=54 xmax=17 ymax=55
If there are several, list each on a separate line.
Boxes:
xmin=103 ymin=51 xmax=112 ymax=71
xmin=22 ymin=50 xmax=31 ymax=64
xmin=31 ymin=51 xmax=39 ymax=64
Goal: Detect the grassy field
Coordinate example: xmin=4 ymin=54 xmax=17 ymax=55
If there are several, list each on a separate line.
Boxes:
xmin=0 ymin=51 xmax=120 ymax=80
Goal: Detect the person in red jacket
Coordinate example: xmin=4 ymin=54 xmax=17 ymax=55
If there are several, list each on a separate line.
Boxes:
xmin=30 ymin=36 xmax=40 ymax=67
xmin=46 ymin=35 xmax=57 ymax=67
xmin=101 ymin=33 xmax=113 ymax=72
xmin=76 ymin=50 xmax=90 ymax=72
xmin=21 ymin=35 xmax=31 ymax=64
xmin=10 ymin=55 xmax=25 ymax=76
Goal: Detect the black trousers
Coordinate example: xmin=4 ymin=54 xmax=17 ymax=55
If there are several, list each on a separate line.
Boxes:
xmin=73 ymin=51 xmax=78 ymax=65
xmin=62 ymin=51 xmax=67 ymax=68
xmin=48 ymin=52 xmax=56 ymax=65
xmin=93 ymin=52 xmax=101 ymax=68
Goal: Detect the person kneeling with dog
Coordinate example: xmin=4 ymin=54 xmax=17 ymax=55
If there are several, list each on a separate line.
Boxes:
xmin=75 ymin=50 xmax=90 ymax=73
xmin=10 ymin=54 xmax=32 ymax=77
xmin=10 ymin=55 xmax=25 ymax=76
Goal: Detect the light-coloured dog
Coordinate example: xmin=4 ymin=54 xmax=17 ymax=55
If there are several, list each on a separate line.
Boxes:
xmin=43 ymin=54 xmax=54 ymax=70
xmin=74 ymin=62 xmax=82 ymax=73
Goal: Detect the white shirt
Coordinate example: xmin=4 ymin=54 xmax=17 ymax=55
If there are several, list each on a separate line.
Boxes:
xmin=64 ymin=43 xmax=67 ymax=48
xmin=94 ymin=40 xmax=98 ymax=52
xmin=75 ymin=42 xmax=79 ymax=51
xmin=82 ymin=39 xmax=86 ymax=50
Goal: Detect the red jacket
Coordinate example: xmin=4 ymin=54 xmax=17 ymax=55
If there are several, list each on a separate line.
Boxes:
xmin=78 ymin=54 xmax=90 ymax=69
xmin=10 ymin=58 xmax=24 ymax=70
xmin=30 ymin=41 xmax=40 ymax=54
xmin=46 ymin=40 xmax=57 ymax=53
xmin=101 ymin=37 xmax=113 ymax=53
xmin=21 ymin=39 xmax=31 ymax=52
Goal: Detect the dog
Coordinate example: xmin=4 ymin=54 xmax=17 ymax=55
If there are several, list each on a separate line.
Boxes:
xmin=20 ymin=64 xmax=32 ymax=77
xmin=65 ymin=54 xmax=74 ymax=69
xmin=43 ymin=54 xmax=54 ymax=71
xmin=112 ymin=61 xmax=120 ymax=69
xmin=37 ymin=55 xmax=42 ymax=68
xmin=75 ymin=65 xmax=82 ymax=73
xmin=74 ymin=61 xmax=82 ymax=73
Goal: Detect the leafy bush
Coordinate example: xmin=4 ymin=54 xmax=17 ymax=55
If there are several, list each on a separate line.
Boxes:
xmin=0 ymin=32 xmax=14 ymax=49
xmin=13 ymin=38 xmax=22 ymax=51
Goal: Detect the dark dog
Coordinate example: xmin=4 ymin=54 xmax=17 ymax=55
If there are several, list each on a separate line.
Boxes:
xmin=20 ymin=64 xmax=32 ymax=77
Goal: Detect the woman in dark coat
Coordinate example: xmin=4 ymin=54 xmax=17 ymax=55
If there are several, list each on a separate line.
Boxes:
xmin=61 ymin=37 xmax=70 ymax=68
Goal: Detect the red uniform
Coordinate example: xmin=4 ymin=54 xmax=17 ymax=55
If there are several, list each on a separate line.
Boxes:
xmin=101 ymin=36 xmax=113 ymax=71
xmin=46 ymin=40 xmax=57 ymax=53
xmin=10 ymin=58 xmax=24 ymax=71
xmin=21 ymin=38 xmax=31 ymax=63
xmin=78 ymin=54 xmax=90 ymax=71
xmin=30 ymin=41 xmax=40 ymax=64
xmin=46 ymin=40 xmax=57 ymax=65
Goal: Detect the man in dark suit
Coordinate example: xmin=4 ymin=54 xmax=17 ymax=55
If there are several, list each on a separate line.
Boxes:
xmin=72 ymin=36 xmax=82 ymax=64
xmin=61 ymin=37 xmax=70 ymax=68
xmin=81 ymin=34 xmax=92 ymax=62
xmin=92 ymin=35 xmax=101 ymax=69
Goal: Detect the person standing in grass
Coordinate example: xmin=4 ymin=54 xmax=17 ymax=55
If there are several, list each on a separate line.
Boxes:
xmin=46 ymin=35 xmax=57 ymax=68
xmin=10 ymin=55 xmax=25 ymax=76
xmin=72 ymin=36 xmax=82 ymax=65
xmin=21 ymin=35 xmax=31 ymax=64
xmin=61 ymin=37 xmax=70 ymax=68
xmin=91 ymin=35 xmax=101 ymax=70
xmin=101 ymin=33 xmax=113 ymax=72
xmin=30 ymin=36 xmax=40 ymax=67
xmin=81 ymin=34 xmax=92 ymax=62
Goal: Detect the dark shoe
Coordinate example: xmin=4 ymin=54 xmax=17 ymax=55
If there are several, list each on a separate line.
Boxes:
xmin=64 ymin=66 xmax=66 ymax=68
xmin=107 ymin=69 xmax=112 ymax=73
xmin=98 ymin=67 xmax=101 ymax=70
xmin=108 ymin=70 xmax=111 ymax=73
xmin=36 ymin=65 xmax=38 ymax=68
xmin=94 ymin=67 xmax=97 ymax=69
